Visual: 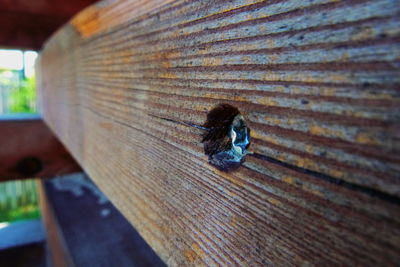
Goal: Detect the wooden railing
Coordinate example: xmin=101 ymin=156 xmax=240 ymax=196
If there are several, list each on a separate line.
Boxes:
xmin=35 ymin=0 xmax=400 ymax=265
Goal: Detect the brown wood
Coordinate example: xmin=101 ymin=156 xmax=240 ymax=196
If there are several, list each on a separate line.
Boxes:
xmin=0 ymin=115 xmax=81 ymax=181
xmin=0 ymin=0 xmax=97 ymax=50
xmin=37 ymin=0 xmax=400 ymax=266
xmin=38 ymin=180 xmax=74 ymax=267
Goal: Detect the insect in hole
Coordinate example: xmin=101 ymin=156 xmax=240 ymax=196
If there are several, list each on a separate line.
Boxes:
xmin=149 ymin=103 xmax=251 ymax=172
xmin=202 ymin=104 xmax=250 ymax=171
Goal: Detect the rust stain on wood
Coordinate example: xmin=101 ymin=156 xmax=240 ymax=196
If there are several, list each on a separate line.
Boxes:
xmin=38 ymin=0 xmax=400 ymax=265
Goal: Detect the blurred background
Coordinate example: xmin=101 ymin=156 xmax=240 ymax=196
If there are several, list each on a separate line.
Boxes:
xmin=0 ymin=48 xmax=43 ymax=266
xmin=0 ymin=49 xmax=38 ymax=114
xmin=1 ymin=0 xmax=95 ymax=231
xmin=0 ymin=48 xmax=40 ymax=237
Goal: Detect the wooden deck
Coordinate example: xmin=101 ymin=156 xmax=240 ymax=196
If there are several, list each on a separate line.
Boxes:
xmin=37 ymin=0 xmax=400 ymax=265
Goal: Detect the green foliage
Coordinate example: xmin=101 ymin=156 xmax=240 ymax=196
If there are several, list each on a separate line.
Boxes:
xmin=0 ymin=204 xmax=40 ymax=223
xmin=9 ymin=76 xmax=37 ymax=113
xmin=0 ymin=179 xmax=41 ymax=223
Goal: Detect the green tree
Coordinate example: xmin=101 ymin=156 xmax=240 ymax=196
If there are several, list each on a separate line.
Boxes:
xmin=9 ymin=75 xmax=36 ymax=113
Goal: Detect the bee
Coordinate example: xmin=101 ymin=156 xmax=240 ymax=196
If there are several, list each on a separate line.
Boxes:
xmin=149 ymin=103 xmax=251 ymax=172
xmin=202 ymin=104 xmax=250 ymax=171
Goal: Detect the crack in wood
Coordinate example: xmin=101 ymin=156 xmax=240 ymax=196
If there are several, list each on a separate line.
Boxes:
xmin=249 ymin=152 xmax=400 ymax=206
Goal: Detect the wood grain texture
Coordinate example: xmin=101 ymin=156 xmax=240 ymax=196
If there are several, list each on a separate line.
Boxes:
xmin=0 ymin=115 xmax=81 ymax=181
xmin=38 ymin=0 xmax=400 ymax=265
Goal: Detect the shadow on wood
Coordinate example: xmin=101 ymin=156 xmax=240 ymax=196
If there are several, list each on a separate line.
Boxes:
xmin=0 ymin=115 xmax=81 ymax=182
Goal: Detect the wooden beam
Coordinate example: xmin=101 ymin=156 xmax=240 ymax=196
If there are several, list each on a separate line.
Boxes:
xmin=0 ymin=115 xmax=81 ymax=181
xmin=0 ymin=0 xmax=97 ymax=17
xmin=37 ymin=0 xmax=400 ymax=265
xmin=0 ymin=0 xmax=98 ymax=50
xmin=0 ymin=11 xmax=66 ymax=50
xmin=38 ymin=180 xmax=74 ymax=267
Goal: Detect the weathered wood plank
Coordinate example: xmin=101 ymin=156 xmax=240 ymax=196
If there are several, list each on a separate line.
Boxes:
xmin=38 ymin=0 xmax=400 ymax=266
xmin=0 ymin=115 xmax=81 ymax=181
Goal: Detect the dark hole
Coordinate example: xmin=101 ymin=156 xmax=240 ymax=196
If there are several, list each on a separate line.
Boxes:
xmin=201 ymin=104 xmax=250 ymax=171
xmin=16 ymin=157 xmax=43 ymax=177
xmin=378 ymin=33 xmax=387 ymax=38
xmin=362 ymin=82 xmax=371 ymax=88
xmin=202 ymin=103 xmax=240 ymax=147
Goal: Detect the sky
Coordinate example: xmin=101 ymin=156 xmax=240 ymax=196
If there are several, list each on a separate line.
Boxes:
xmin=0 ymin=49 xmax=38 ymax=77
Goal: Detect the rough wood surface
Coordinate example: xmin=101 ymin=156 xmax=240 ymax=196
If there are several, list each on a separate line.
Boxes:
xmin=0 ymin=115 xmax=81 ymax=181
xmin=38 ymin=0 xmax=400 ymax=266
